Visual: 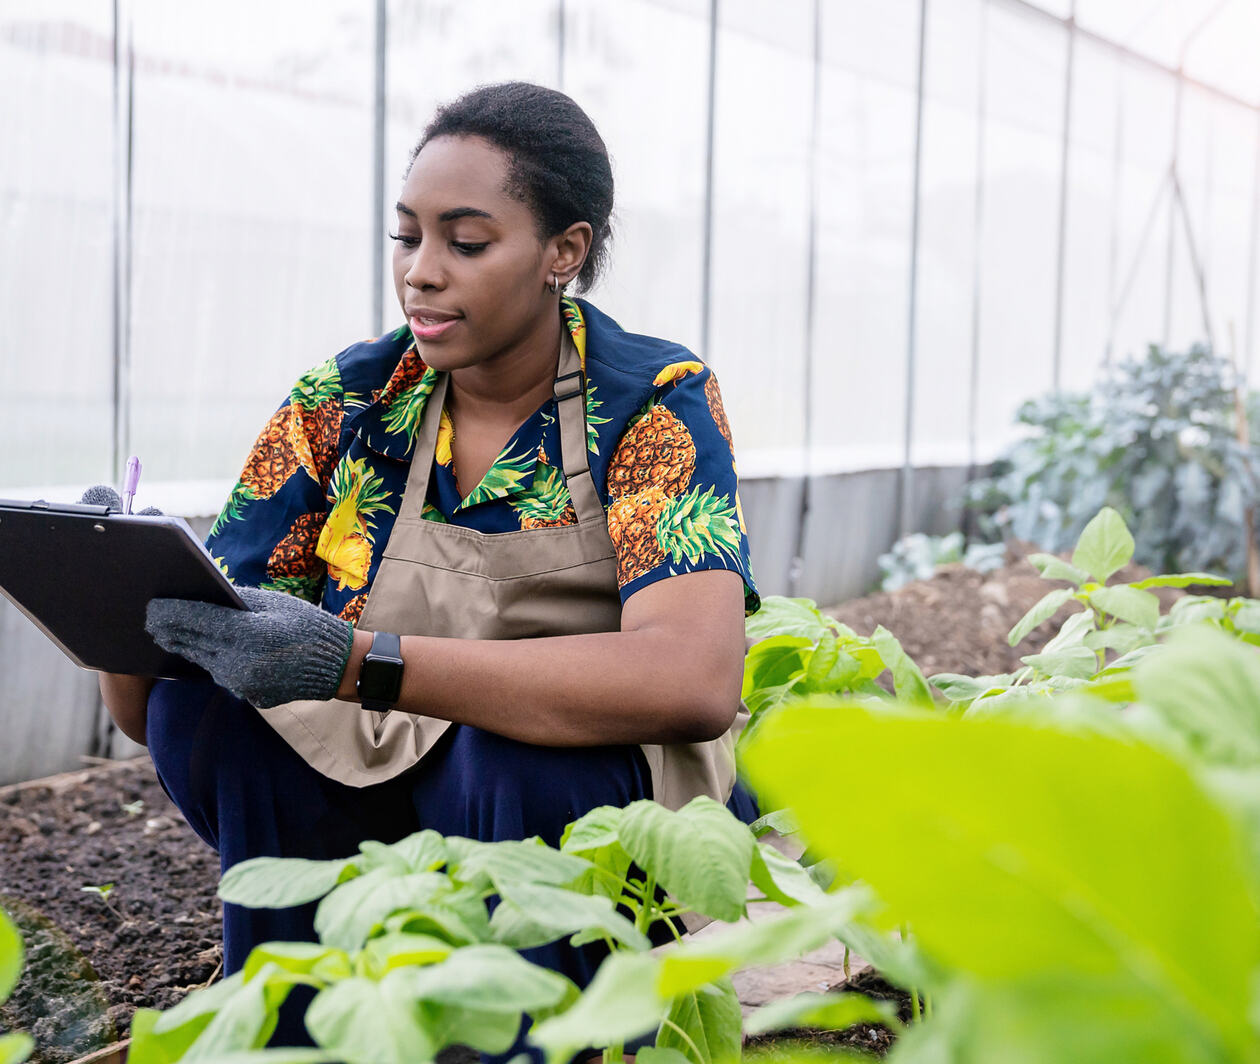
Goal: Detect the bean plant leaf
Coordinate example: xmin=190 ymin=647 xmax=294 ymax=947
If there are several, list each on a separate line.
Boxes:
xmin=314 ymin=870 xmax=485 ymax=952
xmin=1088 ymin=586 xmax=1160 ymax=629
xmin=748 ymin=808 xmax=799 ymax=838
xmin=1133 ymin=626 xmax=1260 ymax=767
xmin=745 ymin=597 xmax=833 ymax=642
xmin=384 ymin=943 xmax=576 ymax=1014
xmin=871 ymin=627 xmax=933 ymax=705
xmin=618 ymin=797 xmax=754 ymax=923
xmin=929 ymin=673 xmax=1012 ymax=703
xmin=358 ymin=932 xmax=453 ymax=979
xmin=448 ymin=838 xmax=591 ymax=893
xmin=655 ymin=976 xmax=741 ymax=1063
xmin=1168 ymin=596 xmax=1227 ymax=625
xmin=528 ymin=949 xmax=665 ymax=1061
xmin=1130 ymin=572 xmax=1232 ymax=590
xmin=219 ymin=855 xmax=361 ymax=908
xmin=1008 ymin=589 xmax=1075 ymax=647
xmin=744 ymin=990 xmax=898 ymax=1036
xmin=1020 ymin=646 xmax=1098 ymax=680
xmin=750 ymin=843 xmax=827 ymax=908
xmin=489 ymin=882 xmax=650 ymax=951
xmin=153 ymin=963 xmax=304 ymax=1056
xmin=636 ymin=1050 xmax=692 ymax=1064
xmin=1028 ymin=553 xmax=1090 ymax=586
xmin=741 ymin=703 xmax=1260 ymax=1059
xmin=0 ymin=1033 xmax=32 ymax=1064
xmin=242 ymin=942 xmax=350 ymax=985
xmin=0 ymin=908 xmax=22 ymax=1003
xmin=305 ymin=977 xmax=438 ymax=1063
xmin=559 ymin=806 xmax=631 ymax=901
xmin=1071 ymin=506 xmax=1135 ymax=584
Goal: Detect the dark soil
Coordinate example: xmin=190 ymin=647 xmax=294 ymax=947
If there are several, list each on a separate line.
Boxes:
xmin=0 ymin=758 xmax=221 ymax=1064
xmin=0 ymin=544 xmax=1208 ymax=1062
xmin=827 ymin=541 xmax=1189 ymax=678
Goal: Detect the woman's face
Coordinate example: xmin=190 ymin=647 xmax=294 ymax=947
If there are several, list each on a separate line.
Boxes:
xmin=391 ymin=134 xmax=559 ymax=373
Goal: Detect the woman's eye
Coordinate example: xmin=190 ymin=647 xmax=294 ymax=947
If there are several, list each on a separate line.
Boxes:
xmin=388 ymin=232 xmax=419 ymax=249
xmin=452 ymin=242 xmax=488 ymax=255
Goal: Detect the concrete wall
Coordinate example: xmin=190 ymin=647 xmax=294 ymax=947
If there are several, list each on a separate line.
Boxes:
xmin=0 ymin=480 xmax=973 ymax=785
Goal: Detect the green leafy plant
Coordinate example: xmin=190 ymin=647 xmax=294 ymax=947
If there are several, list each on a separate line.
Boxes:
xmin=0 ymin=907 xmax=33 ymax=1064
xmin=740 ymin=674 xmax=1260 ymax=1064
xmin=929 ymin=507 xmax=1234 ymax=707
xmin=127 ymin=798 xmax=891 ymax=1063
xmin=968 ymin=344 xmax=1260 ymax=581
xmin=81 ymin=882 xmax=124 ymax=923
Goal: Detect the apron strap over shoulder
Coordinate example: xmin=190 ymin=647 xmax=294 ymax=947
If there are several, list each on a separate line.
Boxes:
xmin=554 ymin=332 xmax=604 ymax=525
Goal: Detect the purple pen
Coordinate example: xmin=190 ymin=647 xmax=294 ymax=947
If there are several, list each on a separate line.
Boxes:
xmin=122 ymin=456 xmax=142 ymax=514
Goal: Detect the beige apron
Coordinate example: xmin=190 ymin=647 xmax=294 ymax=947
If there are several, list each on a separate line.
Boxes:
xmin=259 ymin=332 xmax=746 ymax=810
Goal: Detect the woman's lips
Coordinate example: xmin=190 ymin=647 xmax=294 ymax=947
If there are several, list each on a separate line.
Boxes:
xmin=409 ymin=315 xmax=461 ymax=340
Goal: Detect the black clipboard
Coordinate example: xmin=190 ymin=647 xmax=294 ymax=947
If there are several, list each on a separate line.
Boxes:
xmin=0 ymin=498 xmax=247 ymax=679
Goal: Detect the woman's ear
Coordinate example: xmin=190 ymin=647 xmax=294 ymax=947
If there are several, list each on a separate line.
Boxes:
xmin=550 ymin=221 xmax=593 ymax=288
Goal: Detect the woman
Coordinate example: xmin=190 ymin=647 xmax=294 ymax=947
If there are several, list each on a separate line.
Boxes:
xmin=98 ymin=81 xmax=758 ymax=1053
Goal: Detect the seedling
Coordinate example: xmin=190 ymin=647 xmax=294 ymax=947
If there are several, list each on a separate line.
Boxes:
xmin=80 ymin=883 xmax=123 ymax=923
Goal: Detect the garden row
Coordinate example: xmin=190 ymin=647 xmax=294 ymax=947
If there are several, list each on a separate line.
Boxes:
xmin=5 ymin=505 xmax=1258 ymax=1062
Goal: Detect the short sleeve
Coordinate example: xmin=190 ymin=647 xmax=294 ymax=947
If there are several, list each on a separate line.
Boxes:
xmin=605 ymin=364 xmax=760 ymax=614
xmin=204 ymin=356 xmax=345 ymax=605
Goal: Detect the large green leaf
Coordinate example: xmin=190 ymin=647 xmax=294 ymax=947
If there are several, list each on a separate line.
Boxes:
xmin=358 ymin=932 xmax=453 ymax=979
xmin=1088 ymin=586 xmax=1160 ymax=629
xmin=168 ymin=963 xmax=304 ymax=1058
xmin=241 ymin=942 xmax=350 ymax=985
xmin=749 ymin=844 xmax=827 ymax=907
xmin=385 ymin=943 xmax=574 ymax=1014
xmin=1020 ymin=646 xmax=1098 ymax=679
xmin=1027 ymin=553 xmax=1090 ymax=586
xmin=1133 ymin=626 xmax=1260 ymax=767
xmin=1071 ymin=507 xmax=1135 ymax=584
xmin=448 ymin=838 xmax=591 ymax=893
xmin=742 ymin=636 xmax=812 ymax=701
xmin=741 ymin=703 xmax=1260 ymax=1059
xmin=219 ymin=855 xmax=361 ymax=907
xmin=489 ymin=882 xmax=650 ymax=951
xmin=928 ymin=673 xmax=1013 ymax=703
xmin=0 ymin=908 xmax=21 ymax=1003
xmin=378 ymin=830 xmax=448 ymax=873
xmin=305 ymin=978 xmax=438 ymax=1063
xmin=618 ymin=797 xmax=754 ymax=923
xmin=1130 ymin=572 xmax=1232 ymax=590
xmin=313 ymin=870 xmax=457 ymax=952
xmin=655 ymin=891 xmax=871 ymax=999
xmin=871 ymin=627 xmax=933 ymax=705
xmin=655 ymin=976 xmax=741 ymax=1063
xmin=744 ymin=990 xmax=898 ymax=1036
xmin=0 ymin=1033 xmax=32 ymax=1064
xmin=528 ymin=950 xmax=664 ymax=1061
xmin=745 ymin=597 xmax=833 ymax=642
xmin=1007 ymin=589 xmax=1076 ymax=647
xmin=559 ymin=805 xmax=632 ymax=902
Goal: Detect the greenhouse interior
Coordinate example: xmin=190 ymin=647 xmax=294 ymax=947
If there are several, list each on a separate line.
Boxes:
xmin=4 ymin=0 xmax=1260 ymax=1061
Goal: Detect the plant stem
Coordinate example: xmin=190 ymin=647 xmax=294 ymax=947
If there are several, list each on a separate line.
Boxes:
xmin=911 ymin=985 xmax=922 ymax=1023
xmin=659 ymin=1018 xmax=704 ymax=1061
xmin=635 ymin=875 xmax=657 ymax=935
xmin=603 ymin=1043 xmax=624 ymax=1064
xmin=843 ymin=945 xmax=851 ymax=980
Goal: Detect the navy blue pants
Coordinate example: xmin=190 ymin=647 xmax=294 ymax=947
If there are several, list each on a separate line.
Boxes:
xmin=147 ymin=678 xmax=756 ymax=1057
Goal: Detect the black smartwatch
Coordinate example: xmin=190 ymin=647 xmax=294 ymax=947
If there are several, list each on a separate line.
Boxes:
xmin=357 ymin=631 xmax=404 ymax=713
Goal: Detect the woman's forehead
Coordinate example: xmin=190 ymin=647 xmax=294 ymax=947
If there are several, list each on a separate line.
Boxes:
xmin=399 ymin=135 xmax=518 ymax=219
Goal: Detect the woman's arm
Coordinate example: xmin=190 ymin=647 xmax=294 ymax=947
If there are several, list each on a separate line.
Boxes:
xmin=335 ymin=568 xmax=746 ymax=747
xmin=98 ymin=672 xmax=154 ymax=745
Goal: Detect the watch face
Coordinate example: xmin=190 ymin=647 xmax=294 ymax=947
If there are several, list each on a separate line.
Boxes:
xmin=358 ymin=654 xmax=403 ymax=705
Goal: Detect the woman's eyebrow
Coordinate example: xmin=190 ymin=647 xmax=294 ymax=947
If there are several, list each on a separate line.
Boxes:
xmin=393 ymin=203 xmax=495 ymax=224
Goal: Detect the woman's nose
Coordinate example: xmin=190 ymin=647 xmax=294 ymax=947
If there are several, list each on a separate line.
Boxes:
xmin=404 ymin=243 xmax=444 ymax=290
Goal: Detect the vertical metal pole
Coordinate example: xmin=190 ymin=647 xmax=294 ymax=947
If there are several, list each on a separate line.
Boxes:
xmin=557 ymin=0 xmax=566 ymax=89
xmin=371 ymin=0 xmax=387 ymax=336
xmin=788 ymin=0 xmax=823 ymax=598
xmin=1163 ymin=71 xmax=1184 ymax=346
xmin=1245 ymin=110 xmax=1260 ymax=376
xmin=111 ymin=0 xmax=134 ymax=485
xmin=898 ymin=0 xmax=929 ymax=540
xmin=1103 ymin=59 xmax=1124 ymax=366
xmin=699 ymin=0 xmax=719 ymax=362
xmin=966 ymin=0 xmax=989 ymax=484
xmin=1051 ymin=5 xmax=1076 ymax=392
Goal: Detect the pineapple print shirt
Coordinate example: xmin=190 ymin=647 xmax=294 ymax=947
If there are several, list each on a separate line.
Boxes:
xmin=206 ymin=298 xmax=760 ymax=627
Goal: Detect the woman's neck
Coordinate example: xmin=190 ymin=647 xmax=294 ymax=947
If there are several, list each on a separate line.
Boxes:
xmin=446 ymin=309 xmax=563 ymax=429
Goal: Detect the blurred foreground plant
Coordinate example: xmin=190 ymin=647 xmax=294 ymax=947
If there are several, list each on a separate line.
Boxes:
xmin=0 ymin=907 xmax=33 ymax=1064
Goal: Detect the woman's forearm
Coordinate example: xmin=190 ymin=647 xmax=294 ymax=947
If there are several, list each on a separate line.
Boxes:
xmin=336 ymin=624 xmax=742 ymax=747
xmin=98 ymin=672 xmax=153 ymax=745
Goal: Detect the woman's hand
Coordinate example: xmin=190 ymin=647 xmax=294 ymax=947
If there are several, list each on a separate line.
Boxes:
xmin=145 ymin=587 xmax=354 ymax=708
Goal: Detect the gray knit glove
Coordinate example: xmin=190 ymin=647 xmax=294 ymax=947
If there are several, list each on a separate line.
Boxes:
xmin=145 ymin=587 xmax=354 ymax=708
xmin=79 ymin=485 xmax=162 ymax=515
